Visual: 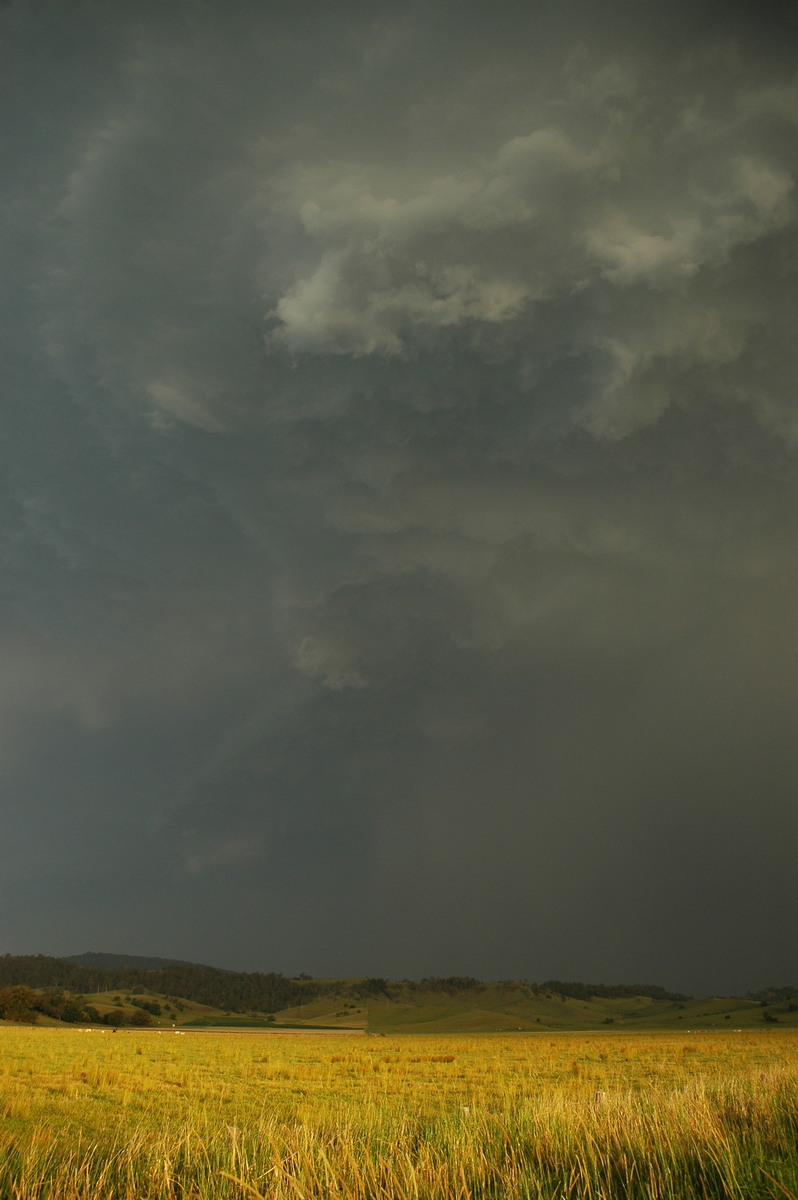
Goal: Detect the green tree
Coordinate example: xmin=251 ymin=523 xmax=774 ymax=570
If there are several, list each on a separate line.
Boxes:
xmin=0 ymin=986 xmax=39 ymax=1023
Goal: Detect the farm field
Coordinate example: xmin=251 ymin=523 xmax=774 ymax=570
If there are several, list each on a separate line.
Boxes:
xmin=1 ymin=1026 xmax=797 ymax=1199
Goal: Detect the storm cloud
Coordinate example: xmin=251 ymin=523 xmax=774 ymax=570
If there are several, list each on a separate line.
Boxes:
xmin=2 ymin=0 xmax=797 ymax=993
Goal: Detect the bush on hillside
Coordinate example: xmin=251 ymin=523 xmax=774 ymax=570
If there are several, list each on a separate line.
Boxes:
xmin=100 ymin=1008 xmax=126 ymax=1026
xmin=128 ymin=997 xmax=161 ymax=1016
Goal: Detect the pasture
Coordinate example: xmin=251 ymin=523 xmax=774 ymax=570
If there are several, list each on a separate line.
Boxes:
xmin=0 ymin=1025 xmax=796 ymax=1198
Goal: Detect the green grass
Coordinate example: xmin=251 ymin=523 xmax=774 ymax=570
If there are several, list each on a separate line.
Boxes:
xmin=0 ymin=1026 xmax=797 ymax=1198
xmin=365 ymin=983 xmax=795 ymax=1033
xmin=18 ymin=978 xmax=798 ymax=1034
xmin=70 ymin=987 xmax=370 ymax=1031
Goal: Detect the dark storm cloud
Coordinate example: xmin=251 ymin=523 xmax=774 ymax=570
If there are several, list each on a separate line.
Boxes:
xmin=1 ymin=0 xmax=797 ymax=992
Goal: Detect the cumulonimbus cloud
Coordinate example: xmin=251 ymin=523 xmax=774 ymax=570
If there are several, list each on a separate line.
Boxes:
xmin=2 ymin=0 xmax=798 ymax=989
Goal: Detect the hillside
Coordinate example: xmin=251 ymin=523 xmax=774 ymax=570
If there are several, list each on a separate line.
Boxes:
xmin=363 ymin=982 xmax=796 ymax=1033
xmin=1 ymin=956 xmax=797 ymax=1032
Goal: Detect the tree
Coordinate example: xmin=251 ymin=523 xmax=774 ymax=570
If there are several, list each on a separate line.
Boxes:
xmin=0 ymin=986 xmax=39 ymax=1023
xmin=100 ymin=1008 xmax=126 ymax=1026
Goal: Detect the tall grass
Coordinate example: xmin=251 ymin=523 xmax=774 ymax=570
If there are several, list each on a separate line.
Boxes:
xmin=1 ymin=1027 xmax=796 ymax=1198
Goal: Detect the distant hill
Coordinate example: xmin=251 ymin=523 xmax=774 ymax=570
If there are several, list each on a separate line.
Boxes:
xmin=4 ymin=953 xmax=796 ymax=1033
xmin=64 ymin=951 xmax=224 ymax=972
xmin=362 ymin=981 xmax=786 ymax=1033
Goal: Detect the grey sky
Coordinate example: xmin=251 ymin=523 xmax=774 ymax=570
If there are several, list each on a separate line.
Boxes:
xmin=2 ymin=0 xmax=797 ymax=994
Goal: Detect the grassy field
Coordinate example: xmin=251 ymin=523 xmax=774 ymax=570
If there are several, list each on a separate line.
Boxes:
xmin=1 ymin=1026 xmax=797 ymax=1198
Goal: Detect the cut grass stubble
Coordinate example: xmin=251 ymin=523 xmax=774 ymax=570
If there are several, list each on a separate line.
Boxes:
xmin=1 ymin=1027 xmax=797 ymax=1199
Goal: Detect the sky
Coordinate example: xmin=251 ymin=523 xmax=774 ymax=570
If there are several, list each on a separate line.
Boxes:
xmin=2 ymin=0 xmax=797 ymax=996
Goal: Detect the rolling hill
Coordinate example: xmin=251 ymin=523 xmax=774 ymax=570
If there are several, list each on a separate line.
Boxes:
xmin=1 ymin=954 xmax=796 ymax=1032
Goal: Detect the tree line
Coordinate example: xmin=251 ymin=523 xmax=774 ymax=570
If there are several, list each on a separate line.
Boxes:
xmin=537 ymin=980 xmax=691 ymax=1002
xmin=0 ymin=955 xmax=322 ymax=1013
xmin=0 ymin=955 xmax=698 ymax=1012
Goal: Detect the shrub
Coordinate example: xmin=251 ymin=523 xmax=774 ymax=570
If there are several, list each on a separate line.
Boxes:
xmin=130 ymin=998 xmax=161 ymax=1016
xmin=100 ymin=1008 xmax=126 ymax=1026
xmin=61 ymin=1000 xmax=87 ymax=1023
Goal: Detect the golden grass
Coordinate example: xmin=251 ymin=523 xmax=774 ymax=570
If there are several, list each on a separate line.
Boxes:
xmin=1 ymin=1026 xmax=797 ymax=1198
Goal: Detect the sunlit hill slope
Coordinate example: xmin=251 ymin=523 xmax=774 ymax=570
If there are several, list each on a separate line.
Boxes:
xmin=1 ymin=954 xmax=796 ymax=1031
